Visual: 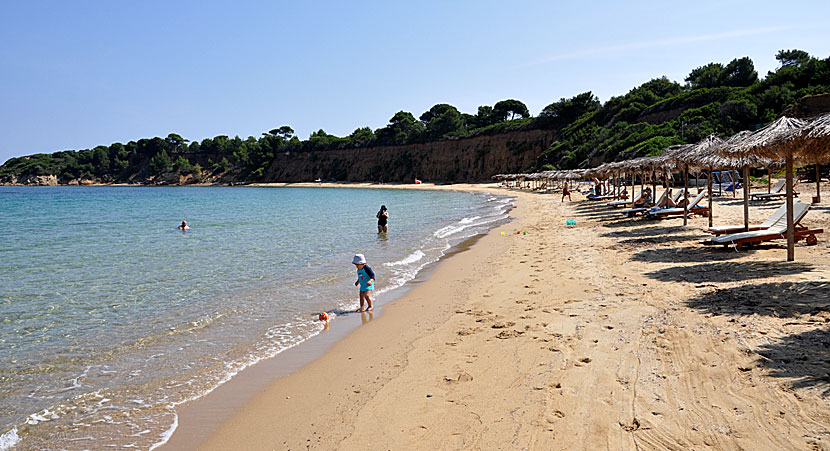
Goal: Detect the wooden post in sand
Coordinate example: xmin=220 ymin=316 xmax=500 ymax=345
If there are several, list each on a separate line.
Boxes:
xmin=652 ymin=170 xmax=657 ymax=206
xmin=768 ymin=167 xmax=772 ymax=193
xmin=743 ymin=166 xmax=750 ymax=231
xmin=640 ymin=171 xmax=645 ymax=201
xmin=786 ymin=155 xmax=795 ymax=261
xmin=683 ymin=165 xmax=689 ymax=226
xmin=816 ymin=164 xmax=821 ymax=204
xmin=733 ymin=169 xmax=738 ymax=198
xmin=708 ymin=166 xmax=714 ymax=228
xmin=631 ymin=172 xmax=635 ymax=203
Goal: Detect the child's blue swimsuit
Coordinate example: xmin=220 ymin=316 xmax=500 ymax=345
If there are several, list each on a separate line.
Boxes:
xmin=357 ymin=265 xmax=375 ymax=291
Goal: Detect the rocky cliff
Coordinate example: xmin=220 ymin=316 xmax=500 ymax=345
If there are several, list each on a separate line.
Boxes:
xmin=266 ymin=129 xmax=557 ymax=183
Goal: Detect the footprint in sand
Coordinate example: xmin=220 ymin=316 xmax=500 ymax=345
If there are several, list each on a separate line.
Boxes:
xmin=443 ymin=372 xmax=473 ymax=384
xmin=457 ymin=327 xmax=480 ymax=336
xmin=496 ymin=330 xmax=524 ymax=339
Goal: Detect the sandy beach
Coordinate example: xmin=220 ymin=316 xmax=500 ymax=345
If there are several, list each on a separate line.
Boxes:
xmin=163 ymin=181 xmax=830 ymax=450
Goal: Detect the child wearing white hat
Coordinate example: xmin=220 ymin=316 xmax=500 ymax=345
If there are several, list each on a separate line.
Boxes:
xmin=352 ymin=254 xmax=375 ymax=312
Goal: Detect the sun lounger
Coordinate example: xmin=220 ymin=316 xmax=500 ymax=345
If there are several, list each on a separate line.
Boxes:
xmin=712 ymin=182 xmax=739 ymax=196
xmin=586 ymin=193 xmax=619 ymax=201
xmin=711 ymin=201 xmax=822 ymax=249
xmin=707 ymin=202 xmax=787 ymax=236
xmin=750 ymin=180 xmax=785 ymax=200
xmin=646 ymin=191 xmax=708 ymax=218
xmin=620 ymin=190 xmax=664 ymax=216
xmin=607 ymin=191 xmax=640 ymax=207
xmin=750 ymin=179 xmax=799 ymax=200
xmin=618 ymin=189 xmax=682 ymax=216
xmin=671 ymin=188 xmax=688 ymax=204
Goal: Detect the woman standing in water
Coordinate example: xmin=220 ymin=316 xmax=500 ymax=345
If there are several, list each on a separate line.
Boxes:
xmin=376 ymin=205 xmax=389 ymax=233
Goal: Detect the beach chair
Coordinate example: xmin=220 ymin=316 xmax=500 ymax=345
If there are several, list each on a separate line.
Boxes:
xmin=706 ymin=202 xmax=787 ymax=236
xmin=607 ymin=191 xmax=641 ymax=208
xmin=711 ymin=201 xmax=822 ymax=250
xmin=750 ymin=179 xmax=799 ymax=200
xmin=671 ymin=188 xmax=688 ymax=203
xmin=712 ymin=181 xmax=738 ymax=196
xmin=586 ymin=193 xmax=618 ymax=201
xmin=646 ymin=190 xmax=708 ymax=218
xmin=750 ymin=179 xmax=785 ymax=200
xmin=620 ymin=189 xmax=665 ymax=216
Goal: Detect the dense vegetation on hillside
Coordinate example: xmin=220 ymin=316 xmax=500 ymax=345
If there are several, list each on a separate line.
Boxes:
xmin=537 ymin=49 xmax=830 ymax=169
xmin=1 ymin=49 xmax=828 ymax=184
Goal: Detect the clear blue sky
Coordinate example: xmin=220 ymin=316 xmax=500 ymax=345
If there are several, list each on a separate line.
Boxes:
xmin=2 ymin=0 xmax=829 ymax=163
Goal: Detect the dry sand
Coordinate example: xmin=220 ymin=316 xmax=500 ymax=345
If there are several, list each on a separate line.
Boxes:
xmin=165 ymin=181 xmax=830 ymax=450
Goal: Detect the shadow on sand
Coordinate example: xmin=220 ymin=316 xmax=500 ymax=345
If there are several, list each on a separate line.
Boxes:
xmin=603 ymin=225 xmax=704 ymax=238
xmin=683 ymin=280 xmax=830 ymax=395
xmin=643 ymin=261 xmax=814 ymax=283
xmin=684 ymin=281 xmax=830 ymax=318
xmin=630 ymin=245 xmax=757 ymax=263
xmin=757 ymin=328 xmax=830 ymax=397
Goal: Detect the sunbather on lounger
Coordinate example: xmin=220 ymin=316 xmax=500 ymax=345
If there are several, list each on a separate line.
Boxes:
xmin=633 ymin=187 xmax=652 ymax=208
xmin=654 ymin=189 xmax=677 ymax=208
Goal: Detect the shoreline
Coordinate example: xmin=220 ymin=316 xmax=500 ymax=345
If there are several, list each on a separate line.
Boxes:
xmin=159 ymin=232 xmax=492 ymax=450
xmin=158 ymin=183 xmax=511 ymax=449
xmin=166 ymin=183 xmax=830 ymax=449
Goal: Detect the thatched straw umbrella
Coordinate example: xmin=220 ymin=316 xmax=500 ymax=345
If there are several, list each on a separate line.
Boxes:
xmin=612 ymin=160 xmax=632 ymax=199
xmin=786 ymin=113 xmax=830 ymax=203
xmin=720 ymin=116 xmax=809 ymax=261
xmin=698 ymin=131 xmax=772 ymax=231
xmin=682 ymin=135 xmax=736 ymax=228
xmin=641 ymin=154 xmax=676 ymax=205
xmin=620 ymin=157 xmax=652 ymax=202
xmin=672 ymin=137 xmax=722 ymax=226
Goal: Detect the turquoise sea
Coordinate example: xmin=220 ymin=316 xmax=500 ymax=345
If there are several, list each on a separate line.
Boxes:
xmin=0 ymin=186 xmax=512 ymax=450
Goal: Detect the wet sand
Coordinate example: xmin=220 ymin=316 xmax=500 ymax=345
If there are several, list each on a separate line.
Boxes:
xmin=165 ymin=182 xmax=830 ymax=450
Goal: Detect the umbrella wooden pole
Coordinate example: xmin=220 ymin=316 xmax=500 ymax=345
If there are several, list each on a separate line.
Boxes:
xmin=631 ymin=172 xmax=635 ymax=204
xmin=640 ymin=171 xmax=645 ymax=202
xmin=743 ymin=166 xmax=750 ymax=231
xmin=708 ymin=166 xmax=714 ymax=228
xmin=768 ymin=168 xmax=772 ymax=193
xmin=652 ymin=170 xmax=657 ymax=206
xmin=816 ymin=164 xmax=821 ymax=204
xmin=695 ymin=172 xmax=700 ymax=194
xmin=733 ymin=170 xmax=737 ymax=198
xmin=786 ymin=155 xmax=795 ymax=261
xmin=683 ymin=165 xmax=689 ymax=226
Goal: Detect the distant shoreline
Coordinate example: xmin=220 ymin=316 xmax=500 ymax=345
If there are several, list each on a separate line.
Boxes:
xmin=2 ymin=181 xmax=498 ymax=191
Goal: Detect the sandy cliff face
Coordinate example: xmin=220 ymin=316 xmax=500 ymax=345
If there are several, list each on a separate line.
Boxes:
xmin=265 ymin=129 xmax=557 ymax=183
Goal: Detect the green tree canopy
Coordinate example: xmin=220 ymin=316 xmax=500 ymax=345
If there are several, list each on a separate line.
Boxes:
xmin=685 ymin=62 xmax=725 ymax=89
xmin=267 ymin=125 xmax=295 ymax=140
xmin=148 ymin=149 xmax=173 ymax=175
xmin=722 ymin=57 xmax=758 ymax=87
xmin=776 ymin=49 xmax=810 ymax=67
xmin=419 ymin=104 xmax=463 ymax=139
xmin=537 ymin=92 xmax=600 ymax=127
xmin=375 ymin=111 xmax=425 ymax=145
xmin=493 ymin=99 xmax=530 ymax=121
xmin=349 ymin=127 xmax=375 ymax=147
xmin=473 ymin=105 xmax=497 ymax=128
xmin=165 ymin=133 xmax=189 ymax=153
